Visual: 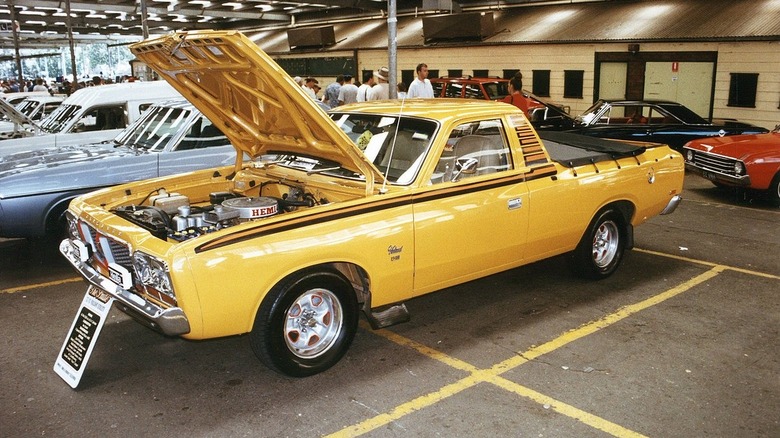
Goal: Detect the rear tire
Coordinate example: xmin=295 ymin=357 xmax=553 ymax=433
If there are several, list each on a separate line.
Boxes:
xmin=250 ymin=268 xmax=358 ymax=377
xmin=570 ymin=208 xmax=627 ymax=280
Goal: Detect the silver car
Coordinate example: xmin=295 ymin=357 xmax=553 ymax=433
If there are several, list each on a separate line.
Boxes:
xmin=0 ymin=99 xmax=237 ymax=239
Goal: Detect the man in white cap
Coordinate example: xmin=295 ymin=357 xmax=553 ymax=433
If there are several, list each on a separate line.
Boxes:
xmin=368 ymin=67 xmax=390 ymax=101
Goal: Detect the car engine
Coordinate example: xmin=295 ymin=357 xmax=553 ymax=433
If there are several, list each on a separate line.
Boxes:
xmin=111 ymin=186 xmax=321 ymax=242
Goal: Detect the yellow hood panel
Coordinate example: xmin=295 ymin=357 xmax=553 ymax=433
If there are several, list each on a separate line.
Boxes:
xmin=129 ymin=30 xmax=382 ymax=189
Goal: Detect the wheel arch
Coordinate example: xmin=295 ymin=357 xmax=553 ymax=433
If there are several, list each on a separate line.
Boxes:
xmin=597 ymin=199 xmax=636 ymax=250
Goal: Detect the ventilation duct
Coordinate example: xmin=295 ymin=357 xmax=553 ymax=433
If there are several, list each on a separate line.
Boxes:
xmin=421 ymin=0 xmax=462 ymax=13
xmin=422 ymin=12 xmax=495 ymax=43
xmin=287 ymin=26 xmax=336 ymax=49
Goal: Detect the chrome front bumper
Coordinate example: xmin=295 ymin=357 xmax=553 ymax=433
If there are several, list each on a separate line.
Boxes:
xmin=660 ymin=194 xmax=682 ymax=215
xmin=59 ymin=238 xmax=191 ymax=336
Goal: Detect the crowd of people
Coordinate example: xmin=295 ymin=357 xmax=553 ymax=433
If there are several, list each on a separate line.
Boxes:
xmin=294 ymin=62 xmax=436 ymax=108
xmin=1 ymin=74 xmax=141 ymax=97
xmin=293 ymin=63 xmax=533 ymax=117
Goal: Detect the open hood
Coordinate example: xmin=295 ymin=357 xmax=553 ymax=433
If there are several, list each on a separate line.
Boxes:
xmin=130 ymin=30 xmax=383 ymax=192
xmin=0 ymin=97 xmax=40 ymax=134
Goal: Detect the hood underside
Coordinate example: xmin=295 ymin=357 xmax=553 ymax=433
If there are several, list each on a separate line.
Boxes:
xmin=129 ymin=30 xmax=383 ymax=191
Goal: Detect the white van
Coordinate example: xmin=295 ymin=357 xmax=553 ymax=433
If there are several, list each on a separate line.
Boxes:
xmin=0 ymin=81 xmax=181 ymax=154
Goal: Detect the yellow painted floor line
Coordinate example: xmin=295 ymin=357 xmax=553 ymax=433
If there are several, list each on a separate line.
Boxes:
xmin=1 ymin=277 xmax=83 ymax=294
xmin=328 ymin=266 xmax=726 ymax=438
xmin=634 ymin=248 xmax=780 ymax=280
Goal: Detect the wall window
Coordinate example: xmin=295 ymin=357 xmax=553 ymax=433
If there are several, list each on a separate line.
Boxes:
xmin=564 ymin=70 xmax=584 ymax=98
xmin=532 ymin=70 xmax=551 ymax=97
xmin=401 ymin=70 xmax=414 ymax=87
xmin=503 ymin=69 xmax=521 ymax=79
xmin=473 ymin=69 xmax=489 ymax=77
xmin=728 ymin=73 xmax=759 ymax=108
xmin=448 ymin=69 xmax=463 ymax=77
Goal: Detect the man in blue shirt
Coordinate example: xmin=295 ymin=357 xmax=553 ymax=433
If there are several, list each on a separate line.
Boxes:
xmin=323 ymin=75 xmax=344 ymax=109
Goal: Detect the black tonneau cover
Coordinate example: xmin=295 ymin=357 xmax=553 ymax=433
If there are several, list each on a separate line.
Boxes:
xmin=539 ymin=131 xmax=646 ymax=168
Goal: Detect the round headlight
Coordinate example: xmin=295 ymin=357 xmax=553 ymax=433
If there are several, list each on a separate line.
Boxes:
xmin=734 ymin=161 xmax=745 ymax=175
xmin=685 ymin=150 xmax=694 ymax=162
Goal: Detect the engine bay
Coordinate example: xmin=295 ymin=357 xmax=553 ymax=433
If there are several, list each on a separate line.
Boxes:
xmin=112 ymin=182 xmax=326 ymax=242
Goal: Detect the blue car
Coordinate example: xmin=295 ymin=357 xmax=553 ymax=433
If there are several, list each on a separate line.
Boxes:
xmin=0 ymin=99 xmax=237 ymax=239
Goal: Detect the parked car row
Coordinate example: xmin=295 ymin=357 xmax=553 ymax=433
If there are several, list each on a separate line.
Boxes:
xmin=1 ymin=74 xmax=776 ymax=246
xmin=428 ymin=76 xmax=770 ymax=152
xmin=0 ymin=94 xmax=65 ymax=139
xmin=0 ymin=81 xmax=181 ymax=155
xmin=0 ymin=99 xmax=237 ymax=240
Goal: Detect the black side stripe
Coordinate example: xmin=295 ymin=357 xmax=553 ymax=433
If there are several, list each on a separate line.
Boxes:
xmin=194 ymin=164 xmax=556 ymax=253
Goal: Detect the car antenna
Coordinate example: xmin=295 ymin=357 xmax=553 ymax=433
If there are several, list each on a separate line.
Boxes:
xmin=380 ymin=97 xmax=406 ymax=194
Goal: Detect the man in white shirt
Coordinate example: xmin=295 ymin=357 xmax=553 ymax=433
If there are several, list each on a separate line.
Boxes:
xmin=338 ymin=75 xmax=359 ymax=105
xmin=356 ymin=72 xmax=375 ymax=102
xmin=302 ymin=77 xmax=318 ymax=100
xmin=368 ymin=67 xmax=390 ymax=101
xmin=407 ymin=63 xmax=434 ymax=98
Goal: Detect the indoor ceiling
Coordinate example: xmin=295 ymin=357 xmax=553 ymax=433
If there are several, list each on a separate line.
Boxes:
xmin=0 ymin=0 xmax=617 ymax=49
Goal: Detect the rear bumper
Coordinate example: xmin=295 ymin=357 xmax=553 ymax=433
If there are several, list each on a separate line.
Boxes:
xmin=660 ymin=195 xmax=682 ymax=215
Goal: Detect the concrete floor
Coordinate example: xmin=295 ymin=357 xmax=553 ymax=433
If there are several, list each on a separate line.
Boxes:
xmin=1 ymin=173 xmax=778 ymax=437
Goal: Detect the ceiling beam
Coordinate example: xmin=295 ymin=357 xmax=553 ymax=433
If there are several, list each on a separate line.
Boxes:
xmin=2 ymin=1 xmax=292 ymax=22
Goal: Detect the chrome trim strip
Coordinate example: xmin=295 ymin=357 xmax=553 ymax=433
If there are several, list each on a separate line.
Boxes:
xmin=59 ymin=238 xmax=191 ymax=336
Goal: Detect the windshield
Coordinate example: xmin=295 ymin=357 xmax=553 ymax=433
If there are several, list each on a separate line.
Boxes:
xmin=576 ymin=101 xmax=609 ymax=124
xmin=330 ymin=113 xmax=438 ymax=185
xmin=39 ymin=103 xmax=80 ymax=133
xmin=15 ymin=100 xmax=39 ymax=117
xmin=116 ymin=105 xmax=192 ymax=151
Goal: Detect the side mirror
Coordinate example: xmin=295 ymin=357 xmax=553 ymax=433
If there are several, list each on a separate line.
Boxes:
xmin=452 ymin=157 xmax=478 ymax=182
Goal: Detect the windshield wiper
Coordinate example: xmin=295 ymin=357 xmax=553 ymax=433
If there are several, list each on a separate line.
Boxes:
xmin=306 ymin=166 xmax=342 ymax=175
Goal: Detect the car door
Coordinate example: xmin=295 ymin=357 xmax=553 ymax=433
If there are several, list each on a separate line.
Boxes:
xmin=412 ymin=117 xmax=529 ymax=295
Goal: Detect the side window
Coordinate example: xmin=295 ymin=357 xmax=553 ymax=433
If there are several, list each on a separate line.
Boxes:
xmin=432 ymin=119 xmax=511 ymax=184
xmin=443 ymin=83 xmax=462 ymax=98
xmin=464 ymin=84 xmax=483 ymax=99
xmin=75 ymin=105 xmax=127 ymax=132
xmin=176 ymin=116 xmax=228 ymax=151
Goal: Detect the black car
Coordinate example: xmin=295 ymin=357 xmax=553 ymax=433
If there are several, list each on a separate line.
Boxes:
xmin=571 ymin=99 xmax=768 ymax=150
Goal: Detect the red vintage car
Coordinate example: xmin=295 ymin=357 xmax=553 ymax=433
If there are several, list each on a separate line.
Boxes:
xmin=683 ymin=124 xmax=780 ymax=205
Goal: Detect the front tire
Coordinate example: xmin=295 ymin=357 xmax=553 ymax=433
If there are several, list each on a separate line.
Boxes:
xmin=767 ymin=172 xmax=780 ymax=207
xmin=250 ymin=268 xmax=358 ymax=377
xmin=571 ymin=209 xmax=627 ymax=279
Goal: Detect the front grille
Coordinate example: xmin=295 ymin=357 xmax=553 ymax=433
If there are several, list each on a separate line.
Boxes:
xmin=78 ymin=221 xmax=133 ymax=280
xmin=687 ymin=149 xmax=739 ymax=176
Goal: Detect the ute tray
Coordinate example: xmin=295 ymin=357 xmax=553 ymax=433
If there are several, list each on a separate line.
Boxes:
xmin=539 ymin=131 xmax=646 ymax=168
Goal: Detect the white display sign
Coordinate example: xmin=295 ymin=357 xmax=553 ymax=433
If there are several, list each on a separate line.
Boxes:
xmin=54 ymin=285 xmax=114 ymax=388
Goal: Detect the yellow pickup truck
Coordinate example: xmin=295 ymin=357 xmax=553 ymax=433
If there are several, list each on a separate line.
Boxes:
xmin=59 ymin=31 xmax=683 ymax=377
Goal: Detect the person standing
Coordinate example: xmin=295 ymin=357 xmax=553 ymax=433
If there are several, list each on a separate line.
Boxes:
xmin=356 ymin=71 xmax=375 ymax=102
xmin=502 ymin=73 xmax=530 ymax=117
xmin=323 ymin=75 xmax=344 ymax=109
xmin=302 ymin=77 xmax=319 ymax=100
xmin=407 ymin=63 xmax=434 ymax=98
xmin=397 ymin=82 xmax=408 ymax=100
xmin=32 ymin=78 xmax=49 ymax=92
xmin=368 ymin=67 xmax=390 ymax=101
xmin=338 ymin=75 xmax=359 ymax=105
